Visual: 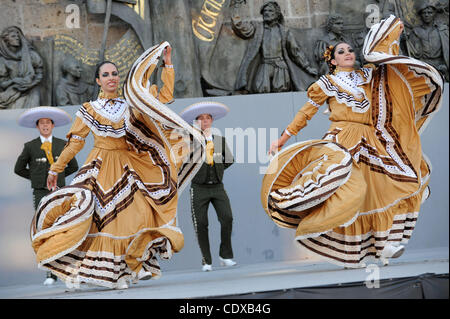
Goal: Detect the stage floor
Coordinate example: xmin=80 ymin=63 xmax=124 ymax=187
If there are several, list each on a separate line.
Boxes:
xmin=0 ymin=247 xmax=447 ymax=299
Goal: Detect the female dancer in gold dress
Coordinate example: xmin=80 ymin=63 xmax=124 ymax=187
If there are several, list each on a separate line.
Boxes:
xmin=262 ymin=16 xmax=444 ymax=268
xmin=31 ymin=43 xmax=205 ymax=289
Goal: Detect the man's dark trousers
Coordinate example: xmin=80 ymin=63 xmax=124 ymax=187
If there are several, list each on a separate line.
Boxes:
xmin=189 ymin=134 xmax=234 ymax=265
xmin=190 ymin=183 xmax=233 ymax=265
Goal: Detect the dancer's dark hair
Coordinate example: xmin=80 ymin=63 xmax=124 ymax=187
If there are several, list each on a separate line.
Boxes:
xmin=323 ymin=41 xmax=347 ymax=74
xmin=94 ymin=61 xmax=118 ymax=81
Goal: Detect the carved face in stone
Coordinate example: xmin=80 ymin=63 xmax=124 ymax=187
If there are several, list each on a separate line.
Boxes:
xmin=64 ymin=59 xmax=82 ymax=79
xmin=329 ymin=17 xmax=344 ymax=35
xmin=331 ymin=43 xmax=356 ymax=69
xmin=3 ymin=28 xmax=21 ymax=48
xmin=420 ymin=6 xmax=437 ymax=24
xmin=262 ymin=3 xmax=280 ymax=24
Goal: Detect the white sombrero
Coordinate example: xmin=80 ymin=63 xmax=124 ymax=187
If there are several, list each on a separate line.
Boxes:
xmin=180 ymin=101 xmax=229 ymax=124
xmin=17 ymin=106 xmax=72 ymax=128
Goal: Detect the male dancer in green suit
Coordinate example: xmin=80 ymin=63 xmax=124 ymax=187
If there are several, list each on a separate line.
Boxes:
xmin=180 ymin=102 xmax=237 ymax=272
xmin=14 ymin=107 xmax=78 ymax=285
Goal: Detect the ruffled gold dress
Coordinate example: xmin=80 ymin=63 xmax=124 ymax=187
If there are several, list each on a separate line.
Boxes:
xmin=30 ymin=43 xmax=205 ymax=288
xmin=261 ymin=16 xmax=444 ymax=267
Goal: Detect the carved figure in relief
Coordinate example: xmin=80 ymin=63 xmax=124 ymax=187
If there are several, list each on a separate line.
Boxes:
xmin=231 ymin=0 xmax=317 ymax=94
xmin=0 ymin=26 xmax=43 ymax=109
xmin=56 ymin=57 xmax=93 ymax=106
xmin=406 ymin=1 xmax=449 ymax=81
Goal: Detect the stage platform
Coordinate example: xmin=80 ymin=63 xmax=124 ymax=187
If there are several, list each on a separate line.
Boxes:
xmin=0 ymin=247 xmax=449 ymax=299
xmin=0 ymin=247 xmax=447 ymax=299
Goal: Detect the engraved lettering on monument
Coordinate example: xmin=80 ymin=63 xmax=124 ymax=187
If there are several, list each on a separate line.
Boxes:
xmin=4 ymin=0 xmax=446 ymax=105
xmin=54 ymin=30 xmax=143 ymax=99
xmin=0 ymin=26 xmax=43 ymax=109
xmin=192 ymin=0 xmax=227 ymax=42
xmin=231 ymin=0 xmax=317 ymax=94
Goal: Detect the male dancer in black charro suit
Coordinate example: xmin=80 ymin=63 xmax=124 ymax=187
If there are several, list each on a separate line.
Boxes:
xmin=180 ymin=102 xmax=237 ymax=272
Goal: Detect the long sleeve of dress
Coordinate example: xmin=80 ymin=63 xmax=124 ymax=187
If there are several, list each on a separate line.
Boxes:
xmin=364 ymin=15 xmax=444 ymax=133
xmin=149 ymin=66 xmax=175 ymax=104
xmin=158 ymin=66 xmax=174 ymax=103
xmin=50 ymin=112 xmax=90 ymax=173
xmin=286 ymin=83 xmax=328 ymax=136
xmin=369 ymin=19 xmax=403 ymax=56
xmin=365 ymin=17 xmax=434 ymax=98
xmin=64 ymin=156 xmax=79 ymax=177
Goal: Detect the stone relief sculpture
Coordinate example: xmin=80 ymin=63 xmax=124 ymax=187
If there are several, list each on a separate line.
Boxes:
xmin=376 ymin=0 xmax=399 ymax=19
xmin=1 ymin=0 xmax=447 ymax=108
xmin=231 ymin=0 xmax=317 ymax=94
xmin=55 ymin=57 xmax=93 ymax=106
xmin=87 ymin=0 xmax=202 ymax=98
xmin=0 ymin=26 xmax=43 ymax=109
xmin=314 ymin=14 xmax=355 ymax=76
xmin=436 ymin=0 xmax=449 ymax=23
xmin=53 ymin=30 xmax=143 ymax=103
xmin=406 ymin=1 xmax=449 ymax=81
